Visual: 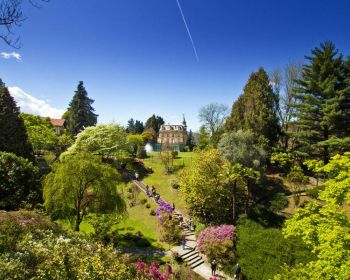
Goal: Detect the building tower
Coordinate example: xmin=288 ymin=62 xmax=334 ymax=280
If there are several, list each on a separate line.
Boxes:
xmin=182 ymin=114 xmax=187 ymax=129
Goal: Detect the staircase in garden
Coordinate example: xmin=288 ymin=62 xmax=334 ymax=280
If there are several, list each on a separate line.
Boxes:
xmin=131 ymin=177 xmax=232 ymax=279
xmin=171 ymin=211 xmax=204 ymax=269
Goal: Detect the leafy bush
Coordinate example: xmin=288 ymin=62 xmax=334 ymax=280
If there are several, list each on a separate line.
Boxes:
xmin=134 ymin=238 xmax=151 ymax=247
xmin=157 ymin=204 xmax=180 ymax=243
xmin=137 ymin=146 xmax=147 ymax=159
xmin=169 ymin=179 xmax=180 ymax=189
xmin=140 ymin=198 xmax=147 ymax=205
xmin=234 ymin=217 xmax=314 ymax=280
xmin=150 ymin=210 xmax=156 ymax=216
xmin=268 ymin=192 xmax=289 ymax=212
xmin=0 ymin=152 xmax=41 ymax=210
xmin=0 ymin=211 xmax=139 ymax=279
xmin=197 ymin=225 xmax=236 ymax=266
xmin=270 ymin=152 xmax=293 ymax=174
xmin=306 ymin=185 xmax=325 ymax=199
xmin=171 ymin=150 xmax=178 ymax=159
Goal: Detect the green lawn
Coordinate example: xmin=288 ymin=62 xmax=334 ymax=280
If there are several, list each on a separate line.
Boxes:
xmin=57 ymin=151 xmax=196 ymax=250
xmin=142 ymin=152 xmax=194 ymax=214
xmin=115 ymin=183 xmax=167 ymax=249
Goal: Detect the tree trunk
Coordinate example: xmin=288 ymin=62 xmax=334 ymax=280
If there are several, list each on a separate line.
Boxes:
xmin=75 ymin=210 xmax=81 ymax=231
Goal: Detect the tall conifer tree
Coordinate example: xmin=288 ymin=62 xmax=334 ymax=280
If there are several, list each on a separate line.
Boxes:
xmin=0 ymin=79 xmax=34 ymax=161
xmin=292 ymin=42 xmax=350 ymax=163
xmin=225 ymin=67 xmax=280 ymax=147
xmin=64 ymin=81 xmax=98 ymax=136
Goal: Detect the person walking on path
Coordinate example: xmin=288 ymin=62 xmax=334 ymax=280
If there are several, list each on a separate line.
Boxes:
xmin=181 ymin=235 xmax=186 ymax=250
xmin=188 ymin=217 xmax=193 ymax=230
xmin=211 ymin=259 xmax=217 ymax=276
xmin=234 ymin=263 xmax=241 ymax=279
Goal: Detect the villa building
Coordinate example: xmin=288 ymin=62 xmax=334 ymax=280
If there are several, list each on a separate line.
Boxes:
xmin=156 ymin=116 xmax=188 ymax=151
xmin=49 ymin=118 xmax=66 ymax=136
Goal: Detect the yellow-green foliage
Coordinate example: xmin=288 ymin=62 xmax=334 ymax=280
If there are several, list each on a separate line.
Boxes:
xmin=180 ymin=149 xmax=233 ymax=224
xmin=275 ymin=153 xmax=350 ymax=280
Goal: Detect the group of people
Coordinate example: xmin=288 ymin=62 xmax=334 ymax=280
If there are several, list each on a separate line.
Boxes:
xmin=145 ymin=185 xmax=161 ymax=201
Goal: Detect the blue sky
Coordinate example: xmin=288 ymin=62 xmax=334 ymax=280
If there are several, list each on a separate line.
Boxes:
xmin=1 ymin=0 xmax=350 ymax=131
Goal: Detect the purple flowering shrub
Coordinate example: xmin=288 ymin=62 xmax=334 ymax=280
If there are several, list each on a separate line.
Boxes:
xmin=156 ymin=199 xmax=180 ymax=243
xmin=197 ymin=225 xmax=236 ymax=264
xmin=156 ymin=199 xmax=174 ymax=216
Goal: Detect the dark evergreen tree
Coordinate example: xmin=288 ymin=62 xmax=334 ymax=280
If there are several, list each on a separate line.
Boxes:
xmin=126 ymin=118 xmax=135 ymax=133
xmin=145 ymin=114 xmax=164 ymax=134
xmin=292 ymin=42 xmax=350 ymax=163
xmin=134 ymin=120 xmax=144 ymax=134
xmin=225 ymin=67 xmax=280 ymax=147
xmin=0 ymin=79 xmax=34 ymax=161
xmin=64 ymin=81 xmax=98 ymax=136
xmin=186 ymin=129 xmax=195 ymax=151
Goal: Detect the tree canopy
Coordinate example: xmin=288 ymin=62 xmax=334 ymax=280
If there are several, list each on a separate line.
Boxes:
xmin=180 ymin=149 xmax=233 ymax=224
xmin=145 ymin=114 xmax=164 ymax=134
xmin=0 ymin=80 xmax=34 ymax=161
xmin=225 ymin=67 xmax=280 ymax=148
xmin=218 ymin=130 xmax=266 ymax=169
xmin=0 ymin=151 xmax=40 ymax=210
xmin=275 ymin=153 xmax=350 ymax=279
xmin=43 ymin=153 xmax=126 ymax=231
xmin=20 ymin=113 xmax=57 ymax=154
xmin=292 ymin=41 xmax=350 ymax=163
xmin=64 ymin=123 xmax=127 ymax=158
xmin=64 ymin=81 xmax=98 ymax=136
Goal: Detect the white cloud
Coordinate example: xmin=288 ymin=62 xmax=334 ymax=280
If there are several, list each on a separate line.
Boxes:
xmin=8 ymin=86 xmax=65 ymax=119
xmin=1 ymin=52 xmax=22 ymax=61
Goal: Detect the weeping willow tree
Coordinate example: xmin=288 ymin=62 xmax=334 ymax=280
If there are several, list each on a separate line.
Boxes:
xmin=43 ymin=153 xmax=126 ymax=231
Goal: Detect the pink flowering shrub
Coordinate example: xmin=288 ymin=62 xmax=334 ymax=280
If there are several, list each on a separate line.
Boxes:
xmin=197 ymin=225 xmax=236 ymax=265
xmin=134 ymin=259 xmax=172 ymax=280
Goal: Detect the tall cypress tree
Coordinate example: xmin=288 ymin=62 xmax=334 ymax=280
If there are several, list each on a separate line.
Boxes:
xmin=64 ymin=81 xmax=98 ymax=136
xmin=225 ymin=67 xmax=280 ymax=147
xmin=292 ymin=42 xmax=350 ymax=163
xmin=0 ymin=79 xmax=34 ymax=161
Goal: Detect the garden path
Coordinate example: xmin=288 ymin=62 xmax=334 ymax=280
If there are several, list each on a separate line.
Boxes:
xmin=132 ymin=179 xmax=233 ymax=280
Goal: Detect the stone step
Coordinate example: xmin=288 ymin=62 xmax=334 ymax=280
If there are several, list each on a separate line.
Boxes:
xmin=186 ymin=254 xmax=201 ymax=264
xmin=190 ymin=259 xmax=204 ymax=269
xmin=187 ymin=255 xmax=202 ymax=266
xmin=180 ymin=247 xmax=196 ymax=258
xmin=181 ymin=251 xmax=198 ymax=260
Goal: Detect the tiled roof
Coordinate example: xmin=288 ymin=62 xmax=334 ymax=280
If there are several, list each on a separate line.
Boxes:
xmin=50 ymin=118 xmax=65 ymax=127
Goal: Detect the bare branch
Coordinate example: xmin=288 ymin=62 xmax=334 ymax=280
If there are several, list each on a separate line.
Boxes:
xmin=0 ymin=0 xmax=49 ymax=47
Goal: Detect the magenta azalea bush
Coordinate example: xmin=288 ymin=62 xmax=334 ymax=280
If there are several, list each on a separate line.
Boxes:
xmin=197 ymin=225 xmax=236 ymax=264
xmin=134 ymin=259 xmax=172 ymax=280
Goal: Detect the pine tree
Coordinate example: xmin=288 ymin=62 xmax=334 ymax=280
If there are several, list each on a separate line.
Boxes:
xmin=225 ymin=67 xmax=280 ymax=147
xmin=0 ymin=79 xmax=34 ymax=161
xmin=134 ymin=120 xmax=144 ymax=134
xmin=64 ymin=81 xmax=98 ymax=136
xmin=186 ymin=129 xmax=195 ymax=151
xmin=292 ymin=42 xmax=350 ymax=163
xmin=126 ymin=118 xmax=135 ymax=133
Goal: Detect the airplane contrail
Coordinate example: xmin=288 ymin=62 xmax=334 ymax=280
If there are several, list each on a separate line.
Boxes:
xmin=176 ymin=0 xmax=199 ymax=61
